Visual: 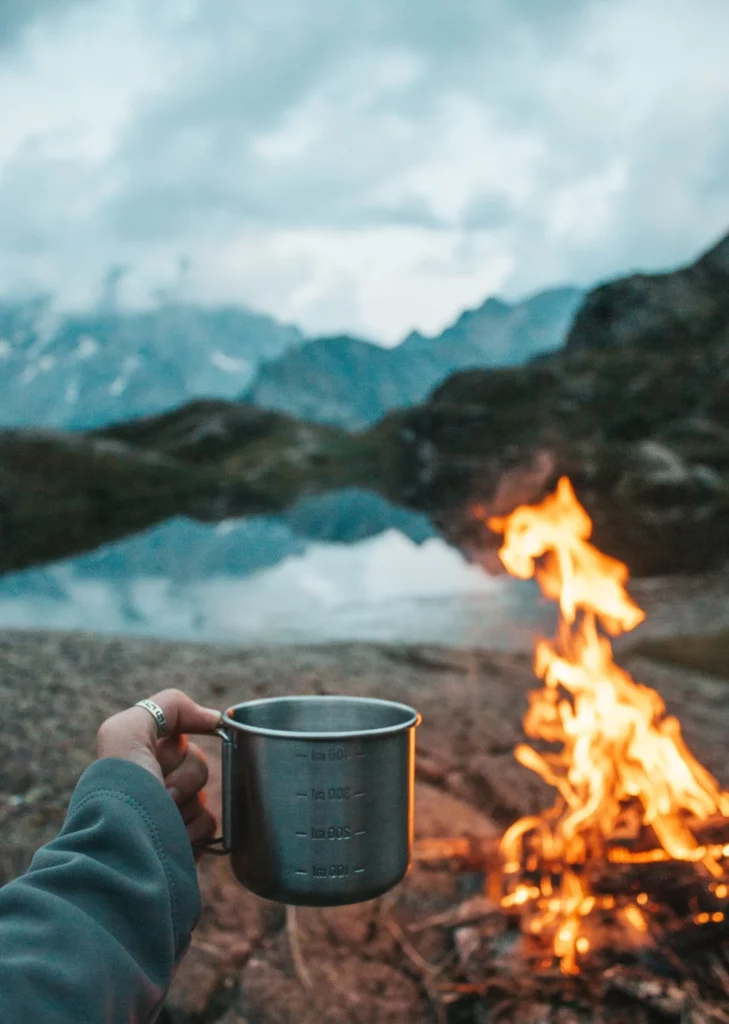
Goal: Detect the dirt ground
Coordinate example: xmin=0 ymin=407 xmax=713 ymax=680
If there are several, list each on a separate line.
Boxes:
xmin=2 ymin=610 xmax=729 ymax=1023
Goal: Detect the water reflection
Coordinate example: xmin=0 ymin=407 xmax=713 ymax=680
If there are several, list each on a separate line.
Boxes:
xmin=0 ymin=491 xmax=555 ymax=648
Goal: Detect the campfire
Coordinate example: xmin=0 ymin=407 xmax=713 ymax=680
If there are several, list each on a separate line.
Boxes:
xmin=410 ymin=478 xmax=729 ymax=1019
xmin=488 ymin=476 xmax=729 ymax=975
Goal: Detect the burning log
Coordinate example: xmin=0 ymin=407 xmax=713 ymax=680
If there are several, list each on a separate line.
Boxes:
xmin=413 ymin=816 xmax=729 ymax=873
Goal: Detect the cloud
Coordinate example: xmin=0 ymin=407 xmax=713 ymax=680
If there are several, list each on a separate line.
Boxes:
xmin=1 ymin=0 xmax=729 ymax=342
xmin=0 ymin=0 xmax=96 ymax=48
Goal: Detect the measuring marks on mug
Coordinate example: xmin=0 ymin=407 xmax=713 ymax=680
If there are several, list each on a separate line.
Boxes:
xmin=293 ymin=743 xmax=367 ymax=880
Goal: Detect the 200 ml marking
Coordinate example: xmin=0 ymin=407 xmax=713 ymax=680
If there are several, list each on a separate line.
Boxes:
xmin=310 ymin=825 xmax=351 ymax=840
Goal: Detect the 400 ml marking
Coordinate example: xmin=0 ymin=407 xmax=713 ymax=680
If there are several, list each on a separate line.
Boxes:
xmin=310 ymin=746 xmax=354 ymax=761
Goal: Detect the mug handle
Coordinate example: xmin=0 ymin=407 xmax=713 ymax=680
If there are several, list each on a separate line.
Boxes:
xmin=192 ymin=726 xmax=233 ymax=856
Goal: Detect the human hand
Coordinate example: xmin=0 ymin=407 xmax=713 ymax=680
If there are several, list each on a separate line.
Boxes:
xmin=97 ymin=689 xmax=222 ymax=856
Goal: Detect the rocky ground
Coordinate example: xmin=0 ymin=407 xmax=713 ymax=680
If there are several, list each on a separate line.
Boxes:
xmin=2 ymin=568 xmax=729 ymax=1022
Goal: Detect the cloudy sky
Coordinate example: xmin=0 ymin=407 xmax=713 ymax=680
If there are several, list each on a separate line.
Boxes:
xmin=1 ymin=0 xmax=729 ymax=344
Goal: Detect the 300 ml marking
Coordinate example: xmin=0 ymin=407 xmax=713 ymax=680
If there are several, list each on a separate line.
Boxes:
xmin=311 ymin=787 xmax=351 ymax=801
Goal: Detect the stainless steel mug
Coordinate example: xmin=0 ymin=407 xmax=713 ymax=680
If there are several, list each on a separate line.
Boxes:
xmin=195 ymin=695 xmax=421 ymax=906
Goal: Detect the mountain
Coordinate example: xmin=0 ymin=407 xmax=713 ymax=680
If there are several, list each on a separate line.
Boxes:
xmin=243 ymin=287 xmax=584 ymax=428
xmin=372 ymin=230 xmax=729 ymax=574
xmin=3 ymin=231 xmax=729 ymax=580
xmin=0 ymin=286 xmax=581 ymax=433
xmin=0 ymin=298 xmax=304 ymax=429
xmin=565 ymin=227 xmax=729 ymax=355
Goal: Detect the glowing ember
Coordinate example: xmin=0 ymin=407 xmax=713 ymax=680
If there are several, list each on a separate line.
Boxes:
xmin=484 ymin=477 xmax=729 ymax=974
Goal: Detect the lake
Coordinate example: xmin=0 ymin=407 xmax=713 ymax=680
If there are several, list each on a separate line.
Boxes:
xmin=0 ymin=525 xmax=555 ymax=649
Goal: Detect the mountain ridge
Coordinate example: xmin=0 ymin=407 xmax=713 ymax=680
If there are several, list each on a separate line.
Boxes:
xmin=243 ymin=286 xmax=583 ymax=428
xmin=0 ymin=284 xmax=582 ymax=432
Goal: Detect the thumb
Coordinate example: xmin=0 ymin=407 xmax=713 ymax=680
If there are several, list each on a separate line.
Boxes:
xmin=144 ymin=690 xmax=222 ymax=739
xmin=97 ymin=690 xmax=222 ymax=784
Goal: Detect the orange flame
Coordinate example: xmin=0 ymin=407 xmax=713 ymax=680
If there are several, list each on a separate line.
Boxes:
xmin=486 ymin=477 xmax=729 ymax=973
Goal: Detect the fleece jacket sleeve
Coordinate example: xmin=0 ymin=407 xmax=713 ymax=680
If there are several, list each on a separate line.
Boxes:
xmin=0 ymin=757 xmax=201 ymax=1024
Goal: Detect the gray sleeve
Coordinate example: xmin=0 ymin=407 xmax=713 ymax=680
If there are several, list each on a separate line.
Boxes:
xmin=0 ymin=757 xmax=202 ymax=1024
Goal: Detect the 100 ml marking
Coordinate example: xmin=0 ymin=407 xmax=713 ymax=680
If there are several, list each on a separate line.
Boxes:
xmin=312 ymin=864 xmax=349 ymax=878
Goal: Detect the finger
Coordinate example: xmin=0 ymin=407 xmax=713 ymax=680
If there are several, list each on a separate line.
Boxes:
xmin=177 ymin=792 xmax=206 ymax=826
xmin=187 ymin=808 xmax=217 ymax=846
xmin=149 ymin=690 xmax=222 ymax=738
xmin=156 ymin=733 xmax=188 ymax=779
xmin=164 ymin=742 xmax=209 ymax=804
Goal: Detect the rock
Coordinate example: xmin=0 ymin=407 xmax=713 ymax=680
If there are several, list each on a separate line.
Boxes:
xmin=565 ymin=231 xmax=729 ymax=355
xmin=240 ymin=940 xmax=426 ymax=1024
xmin=414 ymin=781 xmax=501 ymax=840
xmin=626 ymin=441 xmax=694 ymax=488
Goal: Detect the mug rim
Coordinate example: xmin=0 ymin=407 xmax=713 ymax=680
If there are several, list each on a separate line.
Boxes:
xmin=221 ymin=694 xmax=421 ymax=741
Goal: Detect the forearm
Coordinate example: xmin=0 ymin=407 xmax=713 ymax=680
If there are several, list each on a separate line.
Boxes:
xmin=0 ymin=758 xmax=201 ymax=1024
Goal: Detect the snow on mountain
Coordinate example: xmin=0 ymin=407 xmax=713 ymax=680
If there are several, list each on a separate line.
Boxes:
xmin=0 ymin=298 xmax=304 ymax=429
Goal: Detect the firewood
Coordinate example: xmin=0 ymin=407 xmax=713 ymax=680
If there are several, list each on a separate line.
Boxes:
xmin=602 ymin=966 xmax=688 ymax=1015
xmin=406 ymin=896 xmax=498 ymax=934
xmin=413 ymin=835 xmax=499 ymax=870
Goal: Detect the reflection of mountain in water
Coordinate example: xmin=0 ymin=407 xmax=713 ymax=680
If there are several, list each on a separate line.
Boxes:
xmin=0 ymin=531 xmax=552 ymax=649
xmin=0 ymin=488 xmax=552 ymax=646
xmin=18 ymin=489 xmax=434 ymax=582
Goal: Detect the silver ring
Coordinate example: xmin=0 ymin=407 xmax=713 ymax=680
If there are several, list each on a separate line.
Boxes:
xmin=134 ymin=699 xmax=168 ymax=738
